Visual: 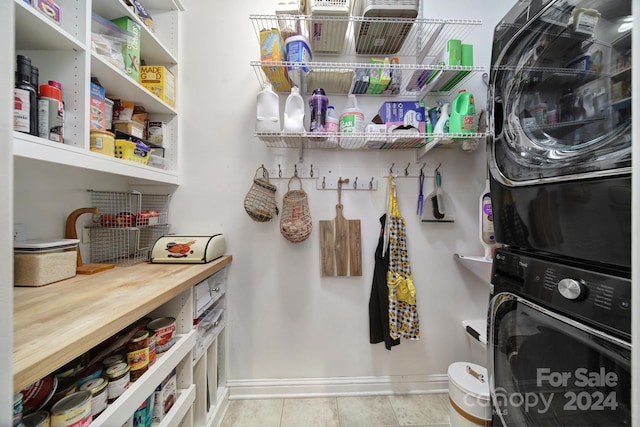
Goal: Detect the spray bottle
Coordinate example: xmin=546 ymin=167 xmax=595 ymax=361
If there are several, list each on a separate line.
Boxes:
xmin=480 ymin=173 xmax=495 ymax=259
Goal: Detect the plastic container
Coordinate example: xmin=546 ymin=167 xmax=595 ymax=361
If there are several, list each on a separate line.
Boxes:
xmin=448 ymin=362 xmax=491 ymax=427
xmin=339 ymin=94 xmax=364 ymax=134
xmin=256 ymin=83 xmax=281 ymax=132
xmin=433 ymin=102 xmax=450 ymax=135
xmin=115 ymin=139 xmax=153 ymax=164
xmin=325 ymin=105 xmax=339 ymax=146
xmin=14 ymin=239 xmax=79 ymax=287
xmin=285 ymin=35 xmax=312 ymax=88
xmin=308 ymin=88 xmax=328 ymax=133
xmin=283 ymin=86 xmax=306 ymax=133
xmin=90 ymin=130 xmax=115 ymax=157
xmin=449 ymin=90 xmax=477 ymax=134
xmin=480 ymin=179 xmax=495 ymax=259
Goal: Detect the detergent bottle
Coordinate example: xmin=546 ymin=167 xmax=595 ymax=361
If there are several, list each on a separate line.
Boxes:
xmin=325 ymin=105 xmax=339 ymax=147
xmin=449 ymin=89 xmax=477 ymax=134
xmin=339 ymin=94 xmax=364 ymax=134
xmin=283 ymin=86 xmax=305 ymax=133
xmin=255 ymin=82 xmax=281 ymax=132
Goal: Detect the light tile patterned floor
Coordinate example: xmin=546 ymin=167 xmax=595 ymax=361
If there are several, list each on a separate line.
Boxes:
xmin=219 ymin=394 xmax=450 ymax=427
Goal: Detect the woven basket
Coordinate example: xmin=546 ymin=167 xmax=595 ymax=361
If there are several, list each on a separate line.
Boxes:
xmin=280 ymin=176 xmax=312 ymax=243
xmin=244 ymin=166 xmax=278 ymax=222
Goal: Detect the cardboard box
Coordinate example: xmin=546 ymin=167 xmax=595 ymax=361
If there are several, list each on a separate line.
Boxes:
xmin=110 ymin=16 xmax=141 ymax=81
xmin=90 ymin=82 xmax=106 ymax=131
xmin=140 ymin=66 xmax=176 ymax=108
xmin=111 ymin=99 xmax=135 ymax=122
xmin=260 ymin=28 xmax=291 ymax=92
xmin=114 ymin=120 xmax=145 ymax=139
xmin=373 ymin=101 xmax=426 ymax=133
xmin=153 ymin=369 xmax=177 ymax=423
xmin=366 ymin=58 xmax=391 ymax=95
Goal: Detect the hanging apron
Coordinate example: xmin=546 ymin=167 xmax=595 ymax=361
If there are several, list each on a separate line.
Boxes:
xmin=385 ymin=176 xmax=420 ymax=340
xmin=369 ymin=214 xmax=400 ymax=350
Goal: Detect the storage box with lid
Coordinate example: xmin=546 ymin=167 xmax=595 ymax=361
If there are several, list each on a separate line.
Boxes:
xmin=14 ymin=239 xmax=79 ymax=286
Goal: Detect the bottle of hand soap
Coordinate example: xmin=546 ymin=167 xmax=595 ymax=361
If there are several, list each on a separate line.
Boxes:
xmin=283 ymin=86 xmax=305 ymax=133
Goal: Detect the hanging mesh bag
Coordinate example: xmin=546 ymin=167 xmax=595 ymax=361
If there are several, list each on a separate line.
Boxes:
xmin=280 ymin=176 xmax=312 ymax=243
xmin=244 ymin=166 xmax=278 ymax=222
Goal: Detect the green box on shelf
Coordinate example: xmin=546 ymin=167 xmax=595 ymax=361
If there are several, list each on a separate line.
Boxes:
xmin=111 ymin=16 xmax=141 ymax=82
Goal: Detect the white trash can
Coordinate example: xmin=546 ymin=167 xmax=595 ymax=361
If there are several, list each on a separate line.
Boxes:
xmin=448 ymin=362 xmax=491 ymax=427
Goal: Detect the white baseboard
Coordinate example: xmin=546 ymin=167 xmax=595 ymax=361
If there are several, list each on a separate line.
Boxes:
xmin=226 ymin=374 xmax=449 ymax=399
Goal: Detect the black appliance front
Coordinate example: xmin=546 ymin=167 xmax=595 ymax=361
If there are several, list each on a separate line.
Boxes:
xmin=489 ymin=247 xmax=631 ymax=426
xmin=487 ymin=0 xmax=632 ymax=269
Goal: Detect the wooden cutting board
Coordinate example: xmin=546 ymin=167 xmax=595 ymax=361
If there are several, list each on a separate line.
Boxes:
xmin=320 ymin=204 xmax=362 ymax=276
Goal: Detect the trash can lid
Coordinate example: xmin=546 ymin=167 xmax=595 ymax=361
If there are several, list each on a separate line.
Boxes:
xmin=448 ymin=362 xmax=489 ymax=399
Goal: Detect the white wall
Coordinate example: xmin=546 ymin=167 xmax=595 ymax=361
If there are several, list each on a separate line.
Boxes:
xmin=172 ymin=0 xmax=515 ymax=395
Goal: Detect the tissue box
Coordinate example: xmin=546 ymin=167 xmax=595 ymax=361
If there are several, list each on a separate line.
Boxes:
xmin=140 ymin=66 xmax=176 ymax=108
xmin=373 ymin=101 xmax=426 ymax=133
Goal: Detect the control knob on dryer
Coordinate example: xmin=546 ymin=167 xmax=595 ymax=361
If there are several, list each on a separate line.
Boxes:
xmin=557 ymin=278 xmax=583 ymax=300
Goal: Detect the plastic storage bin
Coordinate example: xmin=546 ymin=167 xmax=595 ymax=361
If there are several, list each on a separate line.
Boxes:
xmin=115 ymin=139 xmax=153 ymax=165
xmin=14 ymin=239 xmax=79 ymax=286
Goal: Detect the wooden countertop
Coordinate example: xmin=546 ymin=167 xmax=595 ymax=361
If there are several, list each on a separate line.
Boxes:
xmin=13 ymin=255 xmax=232 ymax=392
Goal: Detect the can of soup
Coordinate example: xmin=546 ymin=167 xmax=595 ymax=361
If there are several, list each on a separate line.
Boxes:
xmin=50 ymin=390 xmax=92 ymax=427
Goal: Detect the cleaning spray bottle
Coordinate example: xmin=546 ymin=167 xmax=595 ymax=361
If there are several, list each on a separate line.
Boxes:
xmin=433 ymin=100 xmax=450 ymax=135
xmin=480 ymin=174 xmax=496 ymax=259
xmin=339 ymin=94 xmax=364 ymax=134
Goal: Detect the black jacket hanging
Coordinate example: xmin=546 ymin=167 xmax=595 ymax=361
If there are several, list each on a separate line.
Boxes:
xmin=369 ymin=214 xmax=400 ymax=350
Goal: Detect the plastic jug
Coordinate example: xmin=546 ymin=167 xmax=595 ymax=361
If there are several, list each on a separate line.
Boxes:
xmin=433 ymin=101 xmax=450 ymax=135
xmin=255 ymin=83 xmax=281 ymax=132
xmin=449 ymin=90 xmax=477 ymax=134
xmin=283 ymin=86 xmax=305 ymax=133
xmin=325 ymin=105 xmax=339 ymax=146
xmin=339 ymin=95 xmax=364 ymax=134
xmin=309 ymin=88 xmax=329 ymax=133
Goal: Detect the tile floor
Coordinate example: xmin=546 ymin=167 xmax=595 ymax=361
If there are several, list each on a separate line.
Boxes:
xmin=219 ymin=394 xmax=451 ymax=427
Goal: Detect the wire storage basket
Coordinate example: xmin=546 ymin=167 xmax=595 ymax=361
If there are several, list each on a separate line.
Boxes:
xmin=87 ymin=190 xmax=171 ymax=266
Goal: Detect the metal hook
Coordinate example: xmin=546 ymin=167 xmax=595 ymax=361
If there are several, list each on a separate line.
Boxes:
xmin=389 ymin=163 xmax=395 ymax=175
xmin=405 ymin=163 xmax=411 ymax=176
xmin=435 ymin=162 xmax=442 ymax=173
xmin=369 ymin=177 xmax=374 ymax=190
xmin=294 ymin=164 xmax=298 ymax=177
xmin=420 ymin=162 xmax=426 ymax=176
xmin=278 ymin=164 xmax=282 ymax=178
xmin=353 ymin=177 xmax=358 ymax=189
xmin=310 ymin=164 xmax=314 ymax=178
xmin=262 ymin=164 xmax=267 ymax=178
xmin=322 ymin=176 xmax=326 ymax=189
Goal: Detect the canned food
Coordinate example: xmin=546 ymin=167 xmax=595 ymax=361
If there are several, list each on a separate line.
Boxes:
xmin=46 ymin=376 xmax=76 ymax=411
xmin=22 ymin=411 xmax=50 ymax=427
xmin=147 ymin=317 xmax=176 ymax=353
xmin=50 ymin=390 xmax=92 ymax=427
xmin=127 ymin=330 xmax=149 ymax=382
xmin=147 ymin=330 xmax=157 ymax=366
xmin=105 ymin=362 xmax=130 ymax=403
xmin=21 ymin=375 xmax=57 ymax=414
xmin=13 ymin=392 xmax=23 ymax=427
xmin=102 ymin=353 xmax=125 ymax=368
xmin=79 ymin=377 xmax=108 ymax=418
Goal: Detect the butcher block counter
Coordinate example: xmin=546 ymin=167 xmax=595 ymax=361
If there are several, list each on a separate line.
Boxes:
xmin=13 ymin=255 xmax=232 ymax=392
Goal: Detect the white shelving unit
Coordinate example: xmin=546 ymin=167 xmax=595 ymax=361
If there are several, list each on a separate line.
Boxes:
xmin=249 ymin=14 xmax=486 ymax=153
xmin=13 ymin=0 xmax=181 ymax=184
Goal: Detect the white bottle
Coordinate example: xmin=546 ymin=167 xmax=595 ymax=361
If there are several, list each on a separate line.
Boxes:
xmin=339 ymin=94 xmax=364 ymax=134
xmin=255 ymin=83 xmax=281 ymax=132
xmin=433 ymin=101 xmax=450 ymax=135
xmin=479 ymin=179 xmax=496 ymax=259
xmin=325 ymin=105 xmax=339 ymax=147
xmin=283 ymin=86 xmax=305 ymax=133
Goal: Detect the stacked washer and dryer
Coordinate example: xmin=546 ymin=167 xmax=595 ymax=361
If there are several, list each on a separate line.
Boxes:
xmin=486 ymin=1 xmax=632 ymax=426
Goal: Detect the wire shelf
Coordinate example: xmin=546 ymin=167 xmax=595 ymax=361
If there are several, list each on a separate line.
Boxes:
xmin=251 ymin=14 xmax=483 ymax=97
xmin=255 ymin=131 xmax=486 ymax=150
xmin=87 ymin=190 xmax=171 ymax=266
